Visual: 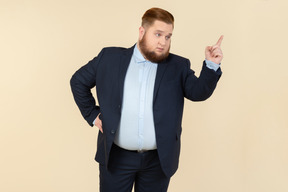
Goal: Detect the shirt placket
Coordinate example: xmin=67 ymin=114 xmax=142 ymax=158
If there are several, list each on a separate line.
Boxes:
xmin=138 ymin=61 xmax=150 ymax=150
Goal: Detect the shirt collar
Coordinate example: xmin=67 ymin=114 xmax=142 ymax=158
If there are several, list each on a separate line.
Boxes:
xmin=133 ymin=44 xmax=154 ymax=64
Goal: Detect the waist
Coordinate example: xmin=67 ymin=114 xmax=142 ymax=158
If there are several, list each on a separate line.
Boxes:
xmin=113 ymin=143 xmax=157 ymax=154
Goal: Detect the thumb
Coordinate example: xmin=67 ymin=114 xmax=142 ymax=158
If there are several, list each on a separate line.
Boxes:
xmin=205 ymin=46 xmax=212 ymax=53
xmin=205 ymin=46 xmax=212 ymax=58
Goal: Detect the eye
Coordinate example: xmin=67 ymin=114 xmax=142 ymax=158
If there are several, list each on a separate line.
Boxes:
xmin=165 ymin=36 xmax=171 ymax=40
xmin=155 ymin=33 xmax=161 ymax=37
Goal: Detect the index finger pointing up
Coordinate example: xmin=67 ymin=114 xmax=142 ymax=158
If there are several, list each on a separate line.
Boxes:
xmin=216 ymin=35 xmax=224 ymax=46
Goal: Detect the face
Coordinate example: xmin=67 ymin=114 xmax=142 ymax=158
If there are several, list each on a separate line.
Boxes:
xmin=138 ymin=20 xmax=173 ymax=63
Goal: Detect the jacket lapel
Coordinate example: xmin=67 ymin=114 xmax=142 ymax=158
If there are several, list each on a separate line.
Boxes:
xmin=118 ymin=44 xmax=169 ymax=105
xmin=119 ymin=45 xmax=135 ymax=104
xmin=153 ymin=59 xmax=169 ymax=103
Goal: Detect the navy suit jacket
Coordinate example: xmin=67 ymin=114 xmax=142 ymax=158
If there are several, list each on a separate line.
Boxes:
xmin=70 ymin=45 xmax=222 ymax=177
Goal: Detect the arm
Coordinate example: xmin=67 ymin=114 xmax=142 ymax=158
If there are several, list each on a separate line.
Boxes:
xmin=184 ymin=36 xmax=224 ymax=101
xmin=184 ymin=60 xmax=222 ymax=101
xmin=70 ymin=49 xmax=104 ymax=127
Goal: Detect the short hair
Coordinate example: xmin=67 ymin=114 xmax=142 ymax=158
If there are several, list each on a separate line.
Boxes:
xmin=141 ymin=7 xmax=174 ymax=28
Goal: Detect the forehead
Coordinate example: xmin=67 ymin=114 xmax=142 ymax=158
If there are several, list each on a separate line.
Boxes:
xmin=147 ymin=20 xmax=173 ymax=34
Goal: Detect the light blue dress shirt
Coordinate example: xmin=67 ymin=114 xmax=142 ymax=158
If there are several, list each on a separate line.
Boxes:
xmin=205 ymin=59 xmax=220 ymax=71
xmin=114 ymin=45 xmax=158 ymax=150
xmin=95 ymin=45 xmax=220 ymax=151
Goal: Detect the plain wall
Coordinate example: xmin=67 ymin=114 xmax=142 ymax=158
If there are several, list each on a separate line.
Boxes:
xmin=1 ymin=0 xmax=287 ymax=191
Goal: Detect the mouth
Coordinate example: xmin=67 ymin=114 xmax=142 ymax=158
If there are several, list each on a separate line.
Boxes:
xmin=156 ymin=47 xmax=164 ymax=52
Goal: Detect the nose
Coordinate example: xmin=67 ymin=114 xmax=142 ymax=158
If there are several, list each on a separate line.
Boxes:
xmin=159 ymin=36 xmax=166 ymax=46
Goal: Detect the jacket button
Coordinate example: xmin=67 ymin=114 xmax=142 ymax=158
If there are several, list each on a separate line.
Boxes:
xmin=111 ymin=130 xmax=115 ymax=134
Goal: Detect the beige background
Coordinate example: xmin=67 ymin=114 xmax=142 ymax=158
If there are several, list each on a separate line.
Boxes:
xmin=1 ymin=0 xmax=287 ymax=191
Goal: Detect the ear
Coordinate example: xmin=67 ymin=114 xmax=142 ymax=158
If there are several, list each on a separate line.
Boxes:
xmin=138 ymin=26 xmax=145 ymax=41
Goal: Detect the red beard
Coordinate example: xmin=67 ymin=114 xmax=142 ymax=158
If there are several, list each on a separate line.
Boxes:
xmin=138 ymin=35 xmax=170 ymax=63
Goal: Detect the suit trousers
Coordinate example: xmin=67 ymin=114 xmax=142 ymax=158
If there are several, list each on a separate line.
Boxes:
xmin=99 ymin=143 xmax=170 ymax=192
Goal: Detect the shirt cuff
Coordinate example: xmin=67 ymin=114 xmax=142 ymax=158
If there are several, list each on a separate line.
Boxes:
xmin=205 ymin=59 xmax=220 ymax=71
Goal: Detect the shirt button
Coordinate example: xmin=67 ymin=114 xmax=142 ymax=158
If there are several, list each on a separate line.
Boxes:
xmin=111 ymin=130 xmax=116 ymax=134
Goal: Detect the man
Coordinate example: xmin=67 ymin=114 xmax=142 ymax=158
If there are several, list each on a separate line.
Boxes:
xmin=70 ymin=7 xmax=223 ymax=192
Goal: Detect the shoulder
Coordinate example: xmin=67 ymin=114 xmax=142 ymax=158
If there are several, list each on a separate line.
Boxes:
xmin=100 ymin=46 xmax=133 ymax=56
xmin=165 ymin=53 xmax=190 ymax=66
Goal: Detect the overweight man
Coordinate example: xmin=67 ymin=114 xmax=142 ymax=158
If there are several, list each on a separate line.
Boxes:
xmin=70 ymin=7 xmax=223 ymax=192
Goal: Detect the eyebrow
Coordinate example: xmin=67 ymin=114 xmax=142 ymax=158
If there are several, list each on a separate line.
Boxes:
xmin=155 ymin=30 xmax=172 ymax=36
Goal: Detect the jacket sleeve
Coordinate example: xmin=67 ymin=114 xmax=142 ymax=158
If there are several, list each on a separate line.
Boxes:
xmin=70 ymin=49 xmax=105 ymax=126
xmin=184 ymin=60 xmax=222 ymax=101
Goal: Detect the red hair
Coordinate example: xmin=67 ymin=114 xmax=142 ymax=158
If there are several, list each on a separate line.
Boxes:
xmin=141 ymin=8 xmax=174 ymax=28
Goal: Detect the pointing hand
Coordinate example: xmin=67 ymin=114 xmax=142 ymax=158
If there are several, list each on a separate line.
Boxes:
xmin=205 ymin=35 xmax=224 ymax=65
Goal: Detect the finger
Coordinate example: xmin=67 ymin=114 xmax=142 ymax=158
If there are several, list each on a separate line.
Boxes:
xmin=212 ymin=52 xmax=223 ymax=59
xmin=216 ymin=35 xmax=224 ymax=47
xmin=96 ymin=125 xmax=103 ymax=133
xmin=205 ymin=46 xmax=212 ymax=51
xmin=211 ymin=48 xmax=222 ymax=56
xmin=212 ymin=50 xmax=222 ymax=58
xmin=214 ymin=53 xmax=223 ymax=58
xmin=205 ymin=46 xmax=212 ymax=55
xmin=95 ymin=122 xmax=103 ymax=133
xmin=211 ymin=48 xmax=221 ymax=57
xmin=211 ymin=47 xmax=222 ymax=54
xmin=211 ymin=45 xmax=220 ymax=52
